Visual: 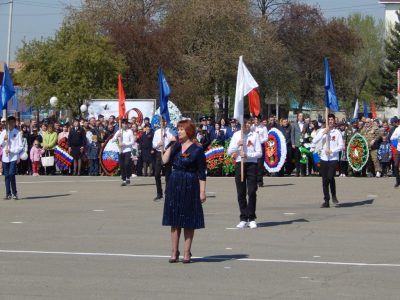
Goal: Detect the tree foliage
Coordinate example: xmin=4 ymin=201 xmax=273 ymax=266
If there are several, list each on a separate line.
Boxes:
xmin=377 ymin=11 xmax=400 ymax=107
xmin=15 ymin=0 xmax=384 ymax=118
xmin=16 ymin=20 xmax=126 ymax=114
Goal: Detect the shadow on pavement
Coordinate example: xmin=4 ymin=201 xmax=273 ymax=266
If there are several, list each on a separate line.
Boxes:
xmin=257 ymin=218 xmax=309 ymax=228
xmin=128 ymin=183 xmax=155 ymax=187
xmin=336 ymin=199 xmax=374 ymax=208
xmin=22 ymin=193 xmax=71 ymax=200
xmin=262 ymin=183 xmax=295 ymax=188
xmin=194 ymin=254 xmax=248 ymax=263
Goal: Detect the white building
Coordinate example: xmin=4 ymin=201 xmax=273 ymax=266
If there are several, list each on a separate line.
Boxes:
xmin=380 ymin=0 xmax=400 ymax=32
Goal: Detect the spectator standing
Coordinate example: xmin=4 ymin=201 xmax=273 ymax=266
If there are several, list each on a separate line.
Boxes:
xmin=68 ymin=119 xmax=86 ymax=176
xmin=30 ymin=140 xmax=44 ymax=176
xmin=378 ymin=134 xmax=392 ymax=177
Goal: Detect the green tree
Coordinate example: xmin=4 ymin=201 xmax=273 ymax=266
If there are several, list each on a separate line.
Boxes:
xmin=344 ymin=14 xmax=384 ymax=114
xmin=16 ymin=20 xmax=126 ymax=114
xmin=377 ymin=11 xmax=400 ymax=107
xmin=276 ymin=3 xmax=359 ymax=112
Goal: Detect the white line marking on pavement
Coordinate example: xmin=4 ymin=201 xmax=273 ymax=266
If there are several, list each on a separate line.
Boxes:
xmin=284 ymin=213 xmax=296 ymax=215
xmin=225 ymin=248 xmax=232 ymax=250
xmin=10 ymin=222 xmax=24 ymax=224
xmin=313 ymin=256 xmax=321 ymax=258
xmin=92 ymin=210 xmax=105 ymax=212
xmin=367 ymin=194 xmax=378 ymax=198
xmin=1 ymin=250 xmax=400 ymax=268
xmin=300 ymin=277 xmax=309 ymax=279
xmin=19 ymin=179 xmax=121 ymax=184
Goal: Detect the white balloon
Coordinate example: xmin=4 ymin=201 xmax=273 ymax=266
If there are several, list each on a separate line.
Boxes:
xmin=20 ymin=152 xmax=28 ymax=161
xmin=49 ymin=96 xmax=58 ymax=107
xmin=80 ymin=104 xmax=88 ymax=112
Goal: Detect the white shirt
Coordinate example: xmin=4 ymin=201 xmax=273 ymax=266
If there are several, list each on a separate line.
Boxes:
xmin=390 ymin=126 xmax=400 ymax=151
xmin=312 ymin=128 xmax=344 ymax=161
xmin=227 ymin=130 xmax=262 ymax=163
xmin=0 ymin=128 xmax=23 ymax=162
xmin=251 ymin=124 xmax=268 ymax=144
xmin=152 ymin=128 xmax=174 ymax=152
xmin=111 ymin=129 xmax=134 ymax=153
xmin=298 ymin=121 xmax=304 ymax=133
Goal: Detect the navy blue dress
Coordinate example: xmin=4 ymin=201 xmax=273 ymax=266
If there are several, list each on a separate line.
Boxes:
xmin=162 ymin=143 xmax=207 ymax=229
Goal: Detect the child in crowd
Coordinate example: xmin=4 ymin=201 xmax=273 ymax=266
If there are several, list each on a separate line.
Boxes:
xmin=30 ymin=139 xmax=44 ymax=176
xmin=87 ymin=134 xmax=100 ymax=176
xmin=378 ymin=134 xmax=392 ymax=177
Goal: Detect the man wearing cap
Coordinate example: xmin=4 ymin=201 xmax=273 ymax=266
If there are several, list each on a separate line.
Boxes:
xmin=390 ymin=118 xmax=400 ymax=188
xmin=228 ymin=118 xmax=262 ymax=228
xmin=112 ymin=119 xmax=134 ymax=186
xmin=312 ymin=113 xmax=343 ymax=208
xmin=0 ymin=116 xmax=23 ymax=200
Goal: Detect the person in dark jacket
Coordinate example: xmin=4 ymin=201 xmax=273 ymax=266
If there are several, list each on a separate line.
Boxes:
xmin=68 ymin=119 xmax=86 ymax=176
xmin=209 ymin=123 xmax=225 ymax=145
xmin=138 ymin=124 xmax=154 ymax=176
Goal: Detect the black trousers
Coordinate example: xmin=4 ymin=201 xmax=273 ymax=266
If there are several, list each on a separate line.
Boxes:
xmin=235 ymin=162 xmax=258 ymax=221
xmin=293 ymin=147 xmax=306 ymax=176
xmin=257 ymin=144 xmax=265 ymax=184
xmin=320 ymin=160 xmax=337 ymax=202
xmin=394 ymin=151 xmax=400 ymax=185
xmin=154 ymin=152 xmax=171 ymax=197
xmin=119 ymin=152 xmax=132 ymax=181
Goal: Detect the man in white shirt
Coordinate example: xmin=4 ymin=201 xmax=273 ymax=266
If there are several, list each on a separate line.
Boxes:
xmin=312 ymin=114 xmax=344 ymax=208
xmin=228 ymin=118 xmax=262 ymax=229
xmin=0 ymin=116 xmax=23 ymax=200
xmin=390 ymin=118 xmax=400 ymax=188
xmin=251 ymin=116 xmax=268 ymax=187
xmin=112 ymin=119 xmax=134 ymax=186
xmin=152 ymin=118 xmax=176 ymax=201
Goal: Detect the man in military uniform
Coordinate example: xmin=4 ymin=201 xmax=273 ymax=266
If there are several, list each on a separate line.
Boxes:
xmin=364 ymin=118 xmax=382 ymax=177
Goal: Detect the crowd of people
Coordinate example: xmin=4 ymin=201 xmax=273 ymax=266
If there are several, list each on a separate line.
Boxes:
xmin=0 ymin=112 xmax=399 ymax=185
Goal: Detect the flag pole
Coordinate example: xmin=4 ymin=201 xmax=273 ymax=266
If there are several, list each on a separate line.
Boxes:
xmin=241 ymin=125 xmax=244 ymax=182
xmin=325 ymin=107 xmax=329 ymax=150
xmin=161 ymin=116 xmax=165 ymax=154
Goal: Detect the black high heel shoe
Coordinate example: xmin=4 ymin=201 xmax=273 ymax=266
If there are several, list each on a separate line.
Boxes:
xmin=182 ymin=252 xmax=192 ymax=264
xmin=168 ymin=251 xmax=180 ymax=263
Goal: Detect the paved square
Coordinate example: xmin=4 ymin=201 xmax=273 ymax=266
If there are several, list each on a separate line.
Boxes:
xmin=0 ymin=175 xmax=399 ymax=299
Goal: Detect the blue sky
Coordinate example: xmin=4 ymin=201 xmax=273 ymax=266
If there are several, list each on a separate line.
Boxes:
xmin=0 ymin=0 xmax=386 ymax=61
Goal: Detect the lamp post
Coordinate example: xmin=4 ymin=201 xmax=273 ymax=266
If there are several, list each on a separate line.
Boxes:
xmin=49 ymin=96 xmax=58 ymax=122
xmin=80 ymin=103 xmax=88 ymax=119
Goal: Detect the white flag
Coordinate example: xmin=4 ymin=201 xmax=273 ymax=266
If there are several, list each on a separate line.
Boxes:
xmin=233 ymin=56 xmax=259 ymax=126
xmin=353 ymin=98 xmax=359 ymax=119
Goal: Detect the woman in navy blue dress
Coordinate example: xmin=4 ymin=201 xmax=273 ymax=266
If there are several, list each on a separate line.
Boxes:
xmin=162 ymin=120 xmax=207 ymax=263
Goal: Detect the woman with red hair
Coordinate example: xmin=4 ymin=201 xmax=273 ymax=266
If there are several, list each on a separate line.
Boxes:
xmin=162 ymin=119 xmax=207 ymax=264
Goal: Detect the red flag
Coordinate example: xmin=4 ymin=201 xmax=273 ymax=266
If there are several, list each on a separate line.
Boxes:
xmin=248 ymin=89 xmax=260 ymax=117
xmin=371 ymin=100 xmax=376 ymax=119
xmin=118 ymin=74 xmax=126 ymax=118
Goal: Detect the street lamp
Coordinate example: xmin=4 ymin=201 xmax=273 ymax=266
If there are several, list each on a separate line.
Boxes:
xmin=49 ymin=96 xmax=58 ymax=107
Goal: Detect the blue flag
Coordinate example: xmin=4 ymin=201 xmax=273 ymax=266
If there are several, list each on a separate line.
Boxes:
xmin=158 ymin=67 xmax=171 ymax=124
xmin=363 ymin=101 xmax=369 ymax=118
xmin=324 ymin=58 xmax=339 ymax=112
xmin=0 ymin=64 xmax=16 ymax=111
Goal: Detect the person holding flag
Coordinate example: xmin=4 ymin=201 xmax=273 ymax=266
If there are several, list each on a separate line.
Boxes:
xmin=152 ymin=67 xmax=176 ymax=201
xmin=311 ymin=58 xmax=343 ymax=208
xmin=228 ymin=56 xmax=262 ymax=229
xmin=0 ymin=64 xmax=22 ymax=200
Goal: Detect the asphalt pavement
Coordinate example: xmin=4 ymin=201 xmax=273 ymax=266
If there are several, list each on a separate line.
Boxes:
xmin=0 ymin=175 xmax=399 ymax=299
